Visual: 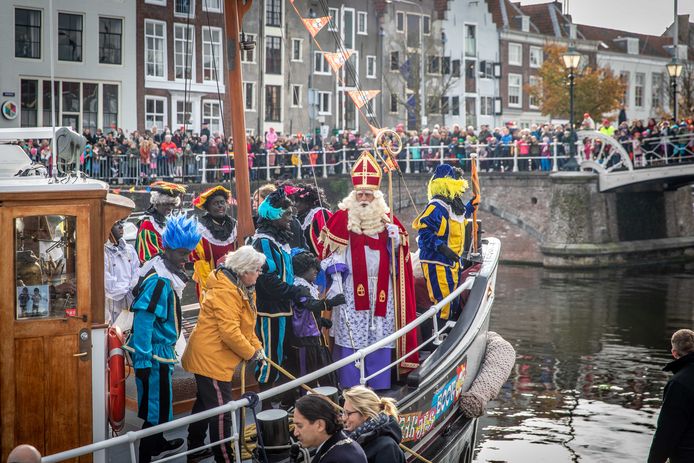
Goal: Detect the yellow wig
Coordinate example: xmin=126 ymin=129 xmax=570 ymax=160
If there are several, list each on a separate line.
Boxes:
xmin=428 ymin=176 xmax=469 ymax=201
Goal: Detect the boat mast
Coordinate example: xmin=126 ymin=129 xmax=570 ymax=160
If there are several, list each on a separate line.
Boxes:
xmin=224 ymin=0 xmax=254 ymax=242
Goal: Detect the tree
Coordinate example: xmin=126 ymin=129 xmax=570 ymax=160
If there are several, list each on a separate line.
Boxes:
xmin=527 ymin=43 xmax=625 ymax=122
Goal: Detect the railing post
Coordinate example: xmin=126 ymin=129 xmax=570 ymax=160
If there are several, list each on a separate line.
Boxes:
xmin=322 ymin=149 xmax=328 ymax=178
xmin=512 ymin=144 xmax=519 ymax=172
xmin=342 ymin=146 xmax=348 ymax=173
xmin=265 ymin=152 xmax=271 ymax=181
xmin=552 ymin=140 xmax=559 ymax=172
xmin=439 ymin=142 xmax=445 ymax=165
xmin=405 ymin=144 xmax=411 ymax=174
xmin=297 ymin=151 xmax=303 ymax=180
xmin=201 ymin=152 xmax=207 ymax=184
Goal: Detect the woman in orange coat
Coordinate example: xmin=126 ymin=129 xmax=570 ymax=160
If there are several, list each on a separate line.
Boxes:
xmin=181 ymin=245 xmax=265 ymax=462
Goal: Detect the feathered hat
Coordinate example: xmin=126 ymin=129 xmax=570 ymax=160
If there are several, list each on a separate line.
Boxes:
xmin=162 ymin=213 xmax=201 ymax=251
xmin=351 ymin=151 xmax=382 ymax=191
xmin=428 ymin=164 xmax=468 ymax=201
xmin=150 ymin=181 xmax=186 ymax=206
xmin=192 ymin=185 xmax=231 ymax=210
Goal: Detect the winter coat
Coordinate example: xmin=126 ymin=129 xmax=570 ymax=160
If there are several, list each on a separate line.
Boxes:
xmin=648 ymin=352 xmax=694 ymax=463
xmin=181 ymin=268 xmax=262 ymax=381
xmin=351 ymin=414 xmax=405 ymax=463
xmin=312 ymin=430 xmax=367 ymax=463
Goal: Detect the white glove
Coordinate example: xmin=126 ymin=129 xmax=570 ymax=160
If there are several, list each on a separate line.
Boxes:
xmin=387 ymin=224 xmax=401 ymax=247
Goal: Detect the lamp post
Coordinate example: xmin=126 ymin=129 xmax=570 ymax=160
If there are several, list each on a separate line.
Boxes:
xmin=386 ymin=0 xmax=427 ymax=129
xmin=561 ymin=46 xmax=582 ymax=171
xmin=666 ymin=58 xmax=683 ymax=121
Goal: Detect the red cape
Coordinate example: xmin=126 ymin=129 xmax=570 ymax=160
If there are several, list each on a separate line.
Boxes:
xmin=321 ymin=209 xmax=419 ymax=369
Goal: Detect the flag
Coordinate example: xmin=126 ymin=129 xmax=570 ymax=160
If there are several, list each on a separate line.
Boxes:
xmin=347 ymin=89 xmax=381 ymax=109
xmin=399 ymin=58 xmax=411 ymax=82
xmin=302 ymin=16 xmax=331 ymax=37
xmin=323 ymin=50 xmax=353 ymax=74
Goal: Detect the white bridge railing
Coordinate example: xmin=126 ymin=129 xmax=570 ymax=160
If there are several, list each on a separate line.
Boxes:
xmin=42 ymin=275 xmax=478 ymax=463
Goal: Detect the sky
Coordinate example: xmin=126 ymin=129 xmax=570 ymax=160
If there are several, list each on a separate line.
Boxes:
xmin=518 ymin=0 xmax=694 ymax=36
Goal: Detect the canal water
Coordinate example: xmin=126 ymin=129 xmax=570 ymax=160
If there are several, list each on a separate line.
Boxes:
xmin=474 ymin=263 xmax=694 ymax=462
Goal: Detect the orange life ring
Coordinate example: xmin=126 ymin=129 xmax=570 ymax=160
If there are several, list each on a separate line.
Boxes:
xmin=107 ymin=326 xmax=126 ymax=433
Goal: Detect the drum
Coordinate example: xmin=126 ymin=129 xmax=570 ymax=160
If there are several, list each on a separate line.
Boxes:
xmin=256 ymin=409 xmax=290 ymax=452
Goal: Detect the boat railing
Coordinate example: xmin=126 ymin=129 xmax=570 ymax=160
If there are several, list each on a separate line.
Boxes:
xmin=41 ymin=273 xmax=479 ymax=463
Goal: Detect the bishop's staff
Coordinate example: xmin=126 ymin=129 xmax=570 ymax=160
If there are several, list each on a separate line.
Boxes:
xmin=470 ymin=152 xmax=481 ymax=256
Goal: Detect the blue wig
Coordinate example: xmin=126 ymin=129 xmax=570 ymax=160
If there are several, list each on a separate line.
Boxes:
xmin=162 ymin=213 xmax=201 ymax=251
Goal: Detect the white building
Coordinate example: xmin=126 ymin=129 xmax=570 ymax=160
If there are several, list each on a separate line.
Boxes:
xmin=0 ymin=0 xmax=137 ymax=132
xmin=443 ymin=0 xmax=501 ymax=130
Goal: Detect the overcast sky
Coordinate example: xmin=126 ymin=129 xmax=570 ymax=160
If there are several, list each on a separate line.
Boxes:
xmin=518 ymin=0 xmax=694 ymax=36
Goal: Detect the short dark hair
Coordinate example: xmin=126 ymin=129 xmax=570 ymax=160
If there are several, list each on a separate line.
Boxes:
xmin=295 ymin=394 xmax=342 ymax=435
xmin=292 ymin=251 xmax=320 ymax=277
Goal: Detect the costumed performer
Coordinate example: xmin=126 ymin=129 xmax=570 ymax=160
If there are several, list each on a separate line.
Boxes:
xmin=136 ymin=181 xmax=186 ymax=263
xmin=320 ymin=151 xmax=418 ymax=390
xmin=104 ymin=220 xmax=139 ymax=328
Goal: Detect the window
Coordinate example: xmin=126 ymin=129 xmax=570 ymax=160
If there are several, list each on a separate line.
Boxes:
xmin=203 ymin=26 xmax=223 ymax=81
xmin=145 ymin=0 xmax=166 ymax=5
xmin=465 ymin=60 xmax=476 ymax=92
xmin=58 ymin=13 xmax=83 ymax=62
xmin=314 ymin=51 xmax=330 ymax=74
xmin=318 ymin=91 xmax=331 ymax=115
xmin=328 ymin=7 xmax=339 ymax=31
xmin=406 ymin=14 xmax=420 ymax=48
xmin=634 ymin=72 xmax=645 ymax=108
xmin=98 ymin=17 xmax=122 ymax=65
xmin=480 ymin=60 xmax=494 ymax=79
xmin=15 ymin=9 xmax=41 ymax=59
xmin=42 ymin=81 xmax=58 ymax=127
xmin=508 ymin=43 xmax=522 ymax=66
xmin=60 ymin=81 xmax=80 ymax=129
xmin=102 ymin=84 xmax=119 ymax=130
xmin=529 ymin=46 xmax=542 ymax=68
xmin=390 ymin=94 xmax=398 ymax=113
xmin=508 ymin=73 xmax=521 ymax=107
xmin=442 ymin=57 xmax=451 ymax=75
xmin=396 ymin=12 xmax=404 ymax=32
xmin=202 ymin=101 xmax=222 ymax=133
xmin=82 ymin=83 xmax=98 ymax=132
xmin=652 ymin=72 xmax=663 ymax=109
xmin=529 ymin=76 xmax=540 ymax=108
xmin=21 ymin=79 xmax=38 ymax=127
xmin=620 ymin=71 xmax=630 ymax=105
xmin=174 ymin=23 xmax=194 ymax=80
xmin=357 ymin=11 xmax=367 ymax=35
xmin=480 ymin=96 xmax=491 ymax=115
xmin=265 ymin=36 xmax=282 ymax=74
xmin=241 ymin=33 xmax=256 ymax=63
xmin=428 ymin=56 xmax=440 ymax=74
xmin=145 ymin=97 xmax=166 ymax=130
xmin=343 ymin=9 xmax=355 ymax=49
xmin=427 ymin=96 xmax=440 ymax=114
xmin=390 ymin=51 xmax=399 ymax=71
xmin=15 ymin=216 xmax=79 ymax=320
xmin=465 ymin=97 xmax=476 ymax=128
xmin=291 ymin=85 xmax=302 ymax=107
xmin=243 ymin=82 xmax=255 ymax=111
xmin=291 ymin=38 xmax=302 ymax=62
xmin=203 ymin=0 xmax=222 ymax=13
xmin=452 ymin=59 xmax=461 ymax=77
xmin=265 ymin=85 xmax=281 ymax=122
xmin=440 ymin=96 xmax=449 ymax=115
xmin=366 ymin=56 xmax=376 ymax=78
xmin=145 ymin=20 xmax=166 ymax=78
xmin=266 ymin=0 xmax=281 ymax=27
xmin=465 ymin=24 xmax=476 ymax=57
xmin=451 ymin=96 xmax=460 ymax=116
xmin=423 ymin=15 xmax=431 ymax=35
xmin=175 ymin=100 xmax=192 ymax=128
xmin=175 ymin=0 xmax=194 ymax=17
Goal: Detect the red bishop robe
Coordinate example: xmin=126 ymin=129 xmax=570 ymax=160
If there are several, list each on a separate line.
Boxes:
xmin=191 ymin=220 xmax=237 ymax=299
xmin=321 ymin=209 xmax=419 ymax=370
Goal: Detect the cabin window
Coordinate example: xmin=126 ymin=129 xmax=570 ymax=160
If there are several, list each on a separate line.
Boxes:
xmin=15 ymin=216 xmax=78 ymax=320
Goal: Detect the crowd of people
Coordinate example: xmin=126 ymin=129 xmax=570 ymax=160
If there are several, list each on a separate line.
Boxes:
xmin=103 ymin=147 xmax=479 ymax=462
xmin=13 ymin=114 xmax=694 ymax=183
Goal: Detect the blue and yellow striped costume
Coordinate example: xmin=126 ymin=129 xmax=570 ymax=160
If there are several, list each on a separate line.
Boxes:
xmin=413 ymin=199 xmax=467 ymax=320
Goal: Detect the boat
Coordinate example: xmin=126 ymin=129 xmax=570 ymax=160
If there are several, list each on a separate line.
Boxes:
xmin=0 ymin=1 xmax=505 ymax=462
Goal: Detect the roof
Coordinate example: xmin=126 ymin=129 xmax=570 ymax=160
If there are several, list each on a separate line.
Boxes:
xmin=516 ymin=2 xmax=584 ymax=39
xmin=577 ymin=24 xmax=675 ymax=59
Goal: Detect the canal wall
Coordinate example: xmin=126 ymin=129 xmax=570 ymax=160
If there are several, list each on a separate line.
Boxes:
xmin=118 ymin=171 xmax=694 ymax=268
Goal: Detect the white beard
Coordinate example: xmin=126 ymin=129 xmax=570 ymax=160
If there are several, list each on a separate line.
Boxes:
xmin=339 ymin=190 xmax=390 ymax=235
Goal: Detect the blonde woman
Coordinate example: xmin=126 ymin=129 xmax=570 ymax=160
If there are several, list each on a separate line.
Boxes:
xmin=342 ymin=386 xmax=406 ymax=463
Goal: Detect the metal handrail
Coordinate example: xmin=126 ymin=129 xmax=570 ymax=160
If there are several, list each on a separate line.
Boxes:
xmin=41 ymin=267 xmax=480 ymax=463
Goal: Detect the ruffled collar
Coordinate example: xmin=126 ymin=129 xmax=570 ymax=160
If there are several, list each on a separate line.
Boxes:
xmin=140 ymin=255 xmax=187 ymax=298
xmin=199 ymin=213 xmax=237 ymax=244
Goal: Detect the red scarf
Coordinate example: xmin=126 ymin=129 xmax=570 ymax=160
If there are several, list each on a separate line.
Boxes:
xmin=349 ymin=230 xmax=391 ymax=317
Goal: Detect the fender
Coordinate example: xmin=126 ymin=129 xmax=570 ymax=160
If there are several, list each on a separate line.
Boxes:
xmin=107 ymin=326 xmax=126 ymax=433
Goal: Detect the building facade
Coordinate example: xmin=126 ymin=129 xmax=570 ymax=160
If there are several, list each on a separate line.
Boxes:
xmin=1 ymin=0 xmax=136 ymax=131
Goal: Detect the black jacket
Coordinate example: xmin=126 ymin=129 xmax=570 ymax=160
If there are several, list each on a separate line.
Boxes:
xmin=648 ymin=352 xmax=694 ymax=463
xmin=352 ymin=415 xmax=405 ymax=463
xmin=313 ymin=431 xmax=367 ymax=463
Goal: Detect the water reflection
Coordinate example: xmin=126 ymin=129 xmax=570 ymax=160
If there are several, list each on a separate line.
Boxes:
xmin=474 ymin=264 xmax=694 ymax=462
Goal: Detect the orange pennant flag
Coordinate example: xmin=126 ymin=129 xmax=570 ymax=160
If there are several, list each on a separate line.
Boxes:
xmin=302 ymin=16 xmax=331 ymax=37
xmin=323 ymin=50 xmax=353 ymax=74
xmin=347 ymin=89 xmax=381 ymax=109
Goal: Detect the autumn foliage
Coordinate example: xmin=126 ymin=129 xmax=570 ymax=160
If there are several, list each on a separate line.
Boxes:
xmin=527 ymin=44 xmax=625 ymax=122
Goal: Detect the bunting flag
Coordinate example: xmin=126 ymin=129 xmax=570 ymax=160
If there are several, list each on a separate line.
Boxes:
xmin=302 ymin=16 xmax=331 ymax=37
xmin=347 ymin=89 xmax=381 ymax=109
xmin=323 ymin=50 xmax=353 ymax=74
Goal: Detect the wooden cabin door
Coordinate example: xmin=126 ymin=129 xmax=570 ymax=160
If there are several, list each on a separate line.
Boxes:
xmin=0 ymin=204 xmax=93 ymax=462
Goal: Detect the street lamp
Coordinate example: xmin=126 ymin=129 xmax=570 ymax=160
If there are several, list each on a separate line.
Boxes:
xmin=666 ymin=58 xmax=683 ymax=121
xmin=561 ymin=46 xmax=582 ymax=171
xmin=386 ymin=0 xmax=427 ymax=129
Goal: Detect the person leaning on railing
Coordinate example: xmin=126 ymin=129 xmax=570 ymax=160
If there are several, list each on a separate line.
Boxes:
xmin=342 ymin=386 xmax=406 ymax=463
xmin=181 ymin=245 xmax=266 ymax=463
